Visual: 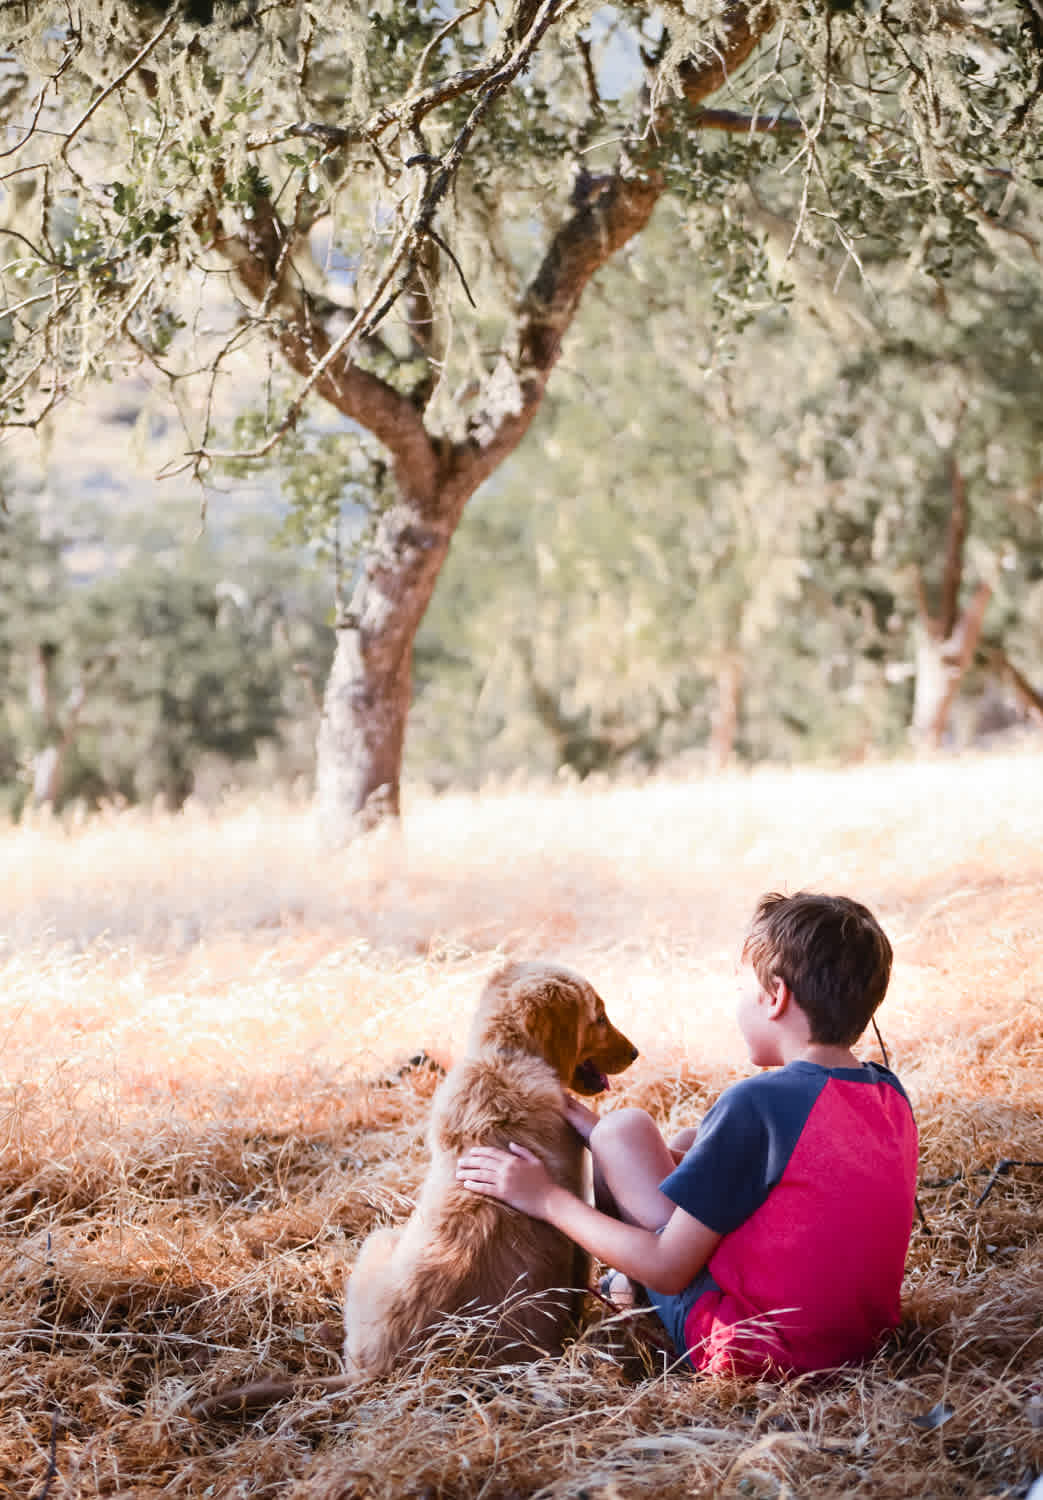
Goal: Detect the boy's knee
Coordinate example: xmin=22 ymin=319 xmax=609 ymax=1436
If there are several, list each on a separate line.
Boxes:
xmin=668 ymin=1126 xmax=699 ymax=1154
xmin=590 ymin=1106 xmax=658 ymax=1153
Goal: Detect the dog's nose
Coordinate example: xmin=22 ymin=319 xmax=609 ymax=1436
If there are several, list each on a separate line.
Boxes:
xmin=628 ymin=1045 xmax=639 ymax=1063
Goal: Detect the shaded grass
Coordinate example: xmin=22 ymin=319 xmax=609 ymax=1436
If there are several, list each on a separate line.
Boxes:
xmin=2 ymin=750 xmax=1042 ymax=1497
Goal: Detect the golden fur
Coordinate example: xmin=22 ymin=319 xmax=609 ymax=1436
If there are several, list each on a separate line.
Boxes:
xmin=192 ymin=961 xmax=637 ymax=1417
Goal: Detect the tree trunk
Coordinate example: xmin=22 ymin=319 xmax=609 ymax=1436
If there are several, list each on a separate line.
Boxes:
xmin=31 ymin=744 xmax=63 ymax=808
xmin=909 ymin=455 xmax=991 ymax=750
xmin=910 ymin=624 xmax=958 ymax=748
xmin=307 ymin=172 xmax=664 ymax=844
xmin=710 ymin=655 xmax=743 ymax=769
xmin=29 ymin=642 xmax=64 ymax=808
xmin=314 ymin=489 xmax=465 ymax=846
xmin=910 ymin=582 xmax=992 ymax=749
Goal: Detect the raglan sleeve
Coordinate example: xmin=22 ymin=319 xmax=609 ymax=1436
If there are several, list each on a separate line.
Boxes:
xmin=659 ymin=1082 xmax=775 ymax=1236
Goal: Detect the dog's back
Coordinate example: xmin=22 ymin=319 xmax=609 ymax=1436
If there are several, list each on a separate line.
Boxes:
xmin=344 ymin=1049 xmax=587 ymax=1378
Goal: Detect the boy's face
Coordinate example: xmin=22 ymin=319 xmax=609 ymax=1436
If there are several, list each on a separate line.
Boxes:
xmin=735 ymin=960 xmax=785 ymax=1068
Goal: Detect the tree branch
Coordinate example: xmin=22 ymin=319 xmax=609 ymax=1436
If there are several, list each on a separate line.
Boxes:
xmin=991 ymin=648 xmax=1043 ymax=722
xmin=60 ymin=11 xmax=177 ymax=166
xmin=402 ymin=234 xmax=442 ymax=386
xmin=411 ymin=2 xmax=494 ymax=90
xmin=245 ymin=122 xmax=352 ymax=153
xmin=0 ymin=41 xmax=78 ymax=161
xmin=365 ymin=65 xmax=498 ymax=142
xmin=206 ymin=195 xmax=440 ymax=503
xmin=203 ymin=1 xmax=577 ymax=494
xmin=691 ymin=107 xmax=800 ymax=135
xmin=952 ymin=581 xmax=992 ymax=674
xmin=408 ymin=0 xmax=574 ymax=244
xmin=451 ymin=171 xmax=661 ymax=490
xmin=675 ymin=4 xmax=775 ymax=112
xmin=451 ymin=0 xmax=776 ymax=487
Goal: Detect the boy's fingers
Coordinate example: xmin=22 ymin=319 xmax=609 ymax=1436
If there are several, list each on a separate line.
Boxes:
xmin=460 ymin=1144 xmax=538 ymax=1169
xmin=457 ymin=1163 xmax=501 ymax=1181
xmin=458 ymin=1147 xmax=503 ymax=1167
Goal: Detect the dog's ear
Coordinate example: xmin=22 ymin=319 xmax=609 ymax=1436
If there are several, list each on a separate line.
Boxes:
xmin=517 ymin=975 xmax=583 ymax=1079
xmin=469 ymin=965 xmax=527 ymax=1054
xmin=471 ymin=965 xmax=584 ymax=1080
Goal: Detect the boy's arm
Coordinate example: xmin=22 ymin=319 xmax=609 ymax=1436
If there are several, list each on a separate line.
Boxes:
xmin=457 ymin=1143 xmax=721 ymax=1296
xmin=561 ymin=1093 xmax=600 ymax=1143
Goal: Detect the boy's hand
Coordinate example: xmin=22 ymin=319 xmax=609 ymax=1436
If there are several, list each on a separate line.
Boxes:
xmin=561 ymin=1092 xmax=599 ymax=1143
xmin=456 ymin=1144 xmax=554 ymax=1219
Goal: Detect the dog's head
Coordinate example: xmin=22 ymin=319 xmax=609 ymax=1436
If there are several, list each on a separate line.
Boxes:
xmin=469 ymin=961 xmax=638 ymax=1095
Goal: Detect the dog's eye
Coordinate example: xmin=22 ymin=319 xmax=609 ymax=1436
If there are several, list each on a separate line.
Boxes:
xmin=595 ymin=1013 xmax=608 ymax=1026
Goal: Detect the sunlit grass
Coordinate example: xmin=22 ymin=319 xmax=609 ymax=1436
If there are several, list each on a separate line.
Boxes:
xmin=2 ymin=748 xmax=1041 ymax=1496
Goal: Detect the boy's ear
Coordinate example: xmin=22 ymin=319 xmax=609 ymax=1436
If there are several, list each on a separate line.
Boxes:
xmin=768 ymin=977 xmax=792 ymax=1015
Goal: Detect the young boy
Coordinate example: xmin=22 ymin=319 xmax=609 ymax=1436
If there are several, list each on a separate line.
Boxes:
xmin=457 ymin=892 xmax=919 ymax=1378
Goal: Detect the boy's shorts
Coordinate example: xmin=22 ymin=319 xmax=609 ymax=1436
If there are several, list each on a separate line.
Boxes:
xmin=644 ymin=1267 xmax=718 ymax=1372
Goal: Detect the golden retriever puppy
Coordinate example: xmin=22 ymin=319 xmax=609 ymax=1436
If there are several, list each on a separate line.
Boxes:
xmin=192 ymin=961 xmax=637 ymax=1417
xmin=342 ymin=960 xmax=638 ymax=1379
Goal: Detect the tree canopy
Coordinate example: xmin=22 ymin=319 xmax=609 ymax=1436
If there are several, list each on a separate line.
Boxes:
xmin=1 ymin=2 xmax=1041 ymax=829
xmin=3 ymin=2 xmax=1040 ymax=446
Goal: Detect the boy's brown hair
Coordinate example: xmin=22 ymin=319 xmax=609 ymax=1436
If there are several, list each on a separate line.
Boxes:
xmin=742 ymin=892 xmax=893 ymax=1047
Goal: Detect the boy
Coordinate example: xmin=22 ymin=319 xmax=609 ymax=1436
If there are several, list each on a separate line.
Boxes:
xmin=457 ymin=892 xmax=918 ymax=1378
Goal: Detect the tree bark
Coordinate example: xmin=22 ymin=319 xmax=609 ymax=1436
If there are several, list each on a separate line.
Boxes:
xmin=710 ymin=655 xmax=743 ymax=769
xmin=910 ymin=581 xmax=992 ymax=748
xmin=991 ymin=648 xmax=1043 ymax=724
xmin=314 ymin=490 xmax=467 ymax=844
xmin=27 ymin=641 xmax=91 ymax=809
xmin=29 ymin=642 xmax=63 ymax=808
xmin=909 ymin=457 xmax=991 ymax=749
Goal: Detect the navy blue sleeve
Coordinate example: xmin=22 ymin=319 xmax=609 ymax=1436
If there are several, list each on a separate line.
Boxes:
xmin=660 ymin=1065 xmax=830 ymax=1235
xmin=864 ymin=1060 xmax=912 ymax=1108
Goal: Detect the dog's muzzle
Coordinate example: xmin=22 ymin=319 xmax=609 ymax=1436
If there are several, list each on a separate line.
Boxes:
xmin=573 ymin=1058 xmax=611 ymax=1093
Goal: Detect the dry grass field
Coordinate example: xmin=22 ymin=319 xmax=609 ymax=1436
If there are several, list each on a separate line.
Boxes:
xmin=3 ymin=750 xmax=1042 ymax=1499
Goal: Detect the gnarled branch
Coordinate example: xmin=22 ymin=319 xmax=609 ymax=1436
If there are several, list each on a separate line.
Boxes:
xmin=207 ymin=194 xmax=440 ymax=503
xmin=450 ymin=0 xmax=776 ymax=488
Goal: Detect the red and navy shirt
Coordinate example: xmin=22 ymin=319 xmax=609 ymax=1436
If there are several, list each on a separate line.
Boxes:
xmin=660 ymin=1060 xmax=918 ymax=1376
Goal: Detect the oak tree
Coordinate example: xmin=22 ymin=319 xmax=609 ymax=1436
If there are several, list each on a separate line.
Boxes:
xmin=2 ymin=1 xmax=1040 ymax=838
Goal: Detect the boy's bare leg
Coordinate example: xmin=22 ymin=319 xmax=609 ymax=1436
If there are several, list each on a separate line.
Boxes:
xmin=588 ymin=1108 xmax=679 ymax=1230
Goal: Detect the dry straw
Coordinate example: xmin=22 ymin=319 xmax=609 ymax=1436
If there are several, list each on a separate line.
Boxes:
xmin=2 ymin=750 xmax=1042 ymax=1497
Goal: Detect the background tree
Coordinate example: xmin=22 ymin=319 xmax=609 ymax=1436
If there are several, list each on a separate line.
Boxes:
xmin=792 ymin=262 xmax=1043 ymax=751
xmin=409 ymin=207 xmax=1043 ymax=781
xmin=0 ymin=502 xmax=333 ymax=814
xmin=0 ymin=497 xmax=72 ymax=807
xmin=2 ymin=1 xmax=1041 ymax=837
